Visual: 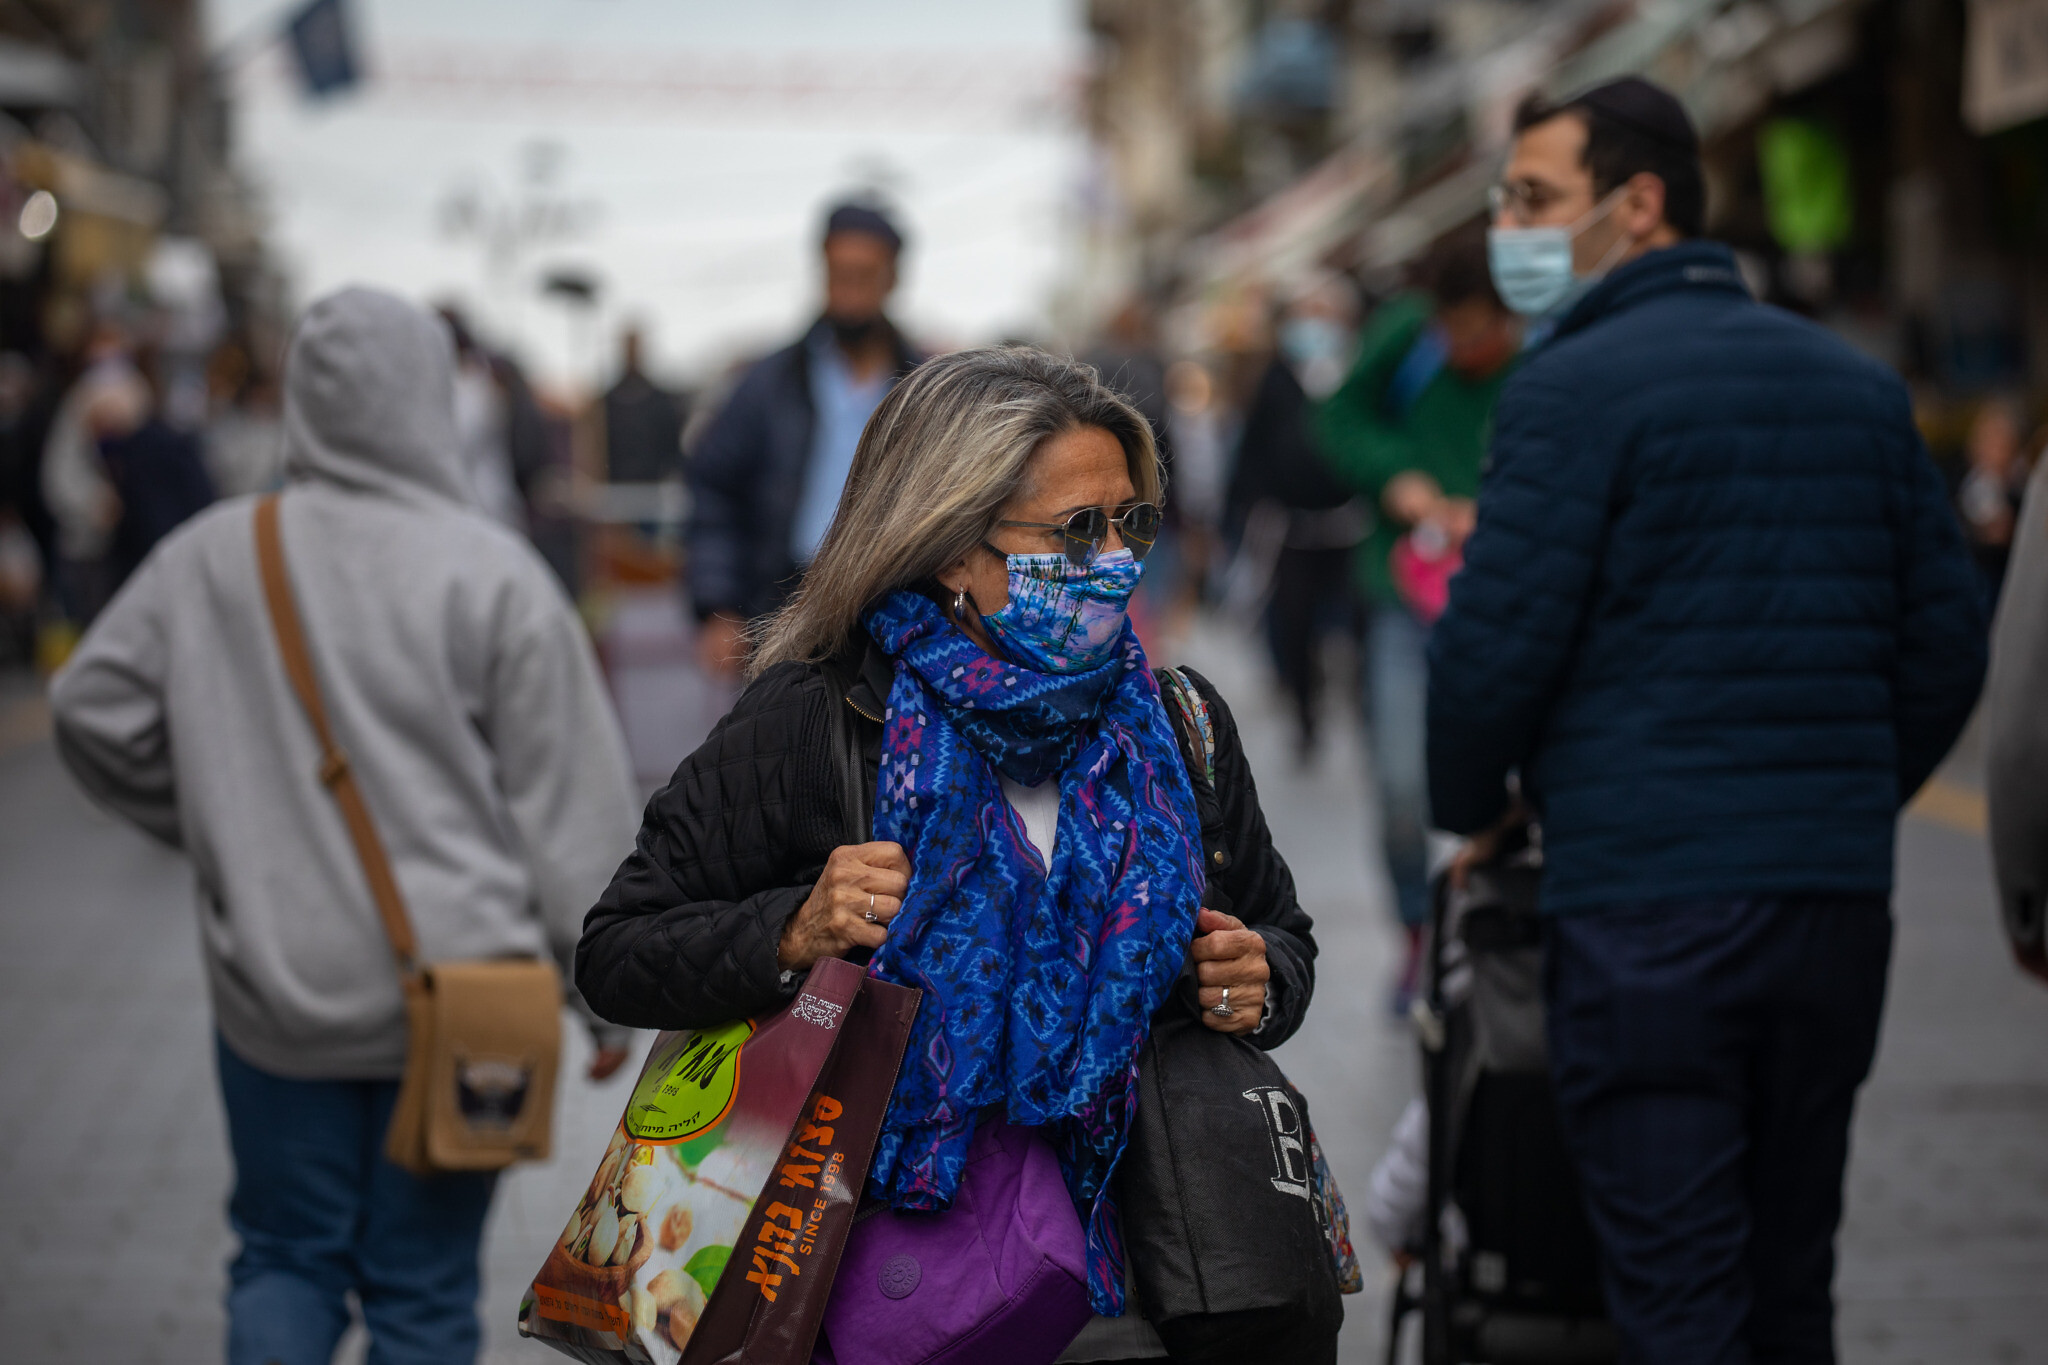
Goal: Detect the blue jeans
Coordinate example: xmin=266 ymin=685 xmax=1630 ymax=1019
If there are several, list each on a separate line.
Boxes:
xmin=1365 ymin=602 xmax=1431 ymax=928
xmin=216 ymin=1036 xmax=499 ymax=1365
xmin=1545 ymin=896 xmax=1892 ymax=1365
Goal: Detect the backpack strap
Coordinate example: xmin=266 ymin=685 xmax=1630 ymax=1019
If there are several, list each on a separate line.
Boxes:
xmin=1382 ymin=324 xmax=1448 ymax=421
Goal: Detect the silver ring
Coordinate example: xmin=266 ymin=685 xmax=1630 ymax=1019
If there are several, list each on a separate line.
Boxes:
xmin=1211 ymin=986 xmax=1233 ymax=1018
xmin=864 ymin=893 xmax=878 ymax=924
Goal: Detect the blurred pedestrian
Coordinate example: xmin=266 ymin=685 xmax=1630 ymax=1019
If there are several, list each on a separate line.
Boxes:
xmin=1083 ymin=295 xmax=1176 ymax=468
xmin=602 ymin=325 xmax=687 ymax=484
xmin=1956 ymin=396 xmax=2033 ymax=610
xmin=1986 ymin=448 xmax=2048 ymax=986
xmin=204 ymin=342 xmax=286 ymax=498
xmin=1225 ymin=276 xmax=1365 ymax=762
xmin=98 ymin=390 xmax=215 ymax=579
xmin=1315 ymin=225 xmax=1520 ymax=1010
xmin=443 ymin=307 xmax=523 ymax=529
xmin=1428 ymin=79 xmax=1987 ymax=1364
xmin=50 ymin=288 xmax=639 ymax=1365
xmin=0 ymin=352 xmax=53 ymax=659
xmin=686 ymin=200 xmax=920 ymax=679
xmin=0 ymin=352 xmax=54 ymax=563
xmin=1085 ymin=296 xmax=1192 ymax=644
xmin=41 ymin=322 xmax=145 ymax=625
xmin=439 ymin=306 xmax=555 ymax=533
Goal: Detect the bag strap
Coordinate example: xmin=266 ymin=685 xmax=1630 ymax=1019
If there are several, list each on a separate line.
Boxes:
xmin=1156 ymin=665 xmax=1217 ymax=789
xmin=1155 ymin=666 xmax=1233 ymax=918
xmin=253 ymin=495 xmax=419 ymax=972
xmin=833 ymin=681 xmax=874 ymax=846
xmin=821 ymin=646 xmax=880 ymax=846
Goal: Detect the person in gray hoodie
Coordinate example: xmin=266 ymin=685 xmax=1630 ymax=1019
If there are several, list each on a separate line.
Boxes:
xmin=50 ymin=286 xmax=639 ymax=1365
xmin=1987 ymin=450 xmax=2048 ymax=987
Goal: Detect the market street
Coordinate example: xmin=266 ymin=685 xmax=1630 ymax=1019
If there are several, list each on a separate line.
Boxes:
xmin=0 ymin=624 xmax=2041 ymax=1365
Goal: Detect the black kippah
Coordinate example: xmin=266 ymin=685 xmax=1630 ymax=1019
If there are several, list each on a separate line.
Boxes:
xmin=823 ymin=201 xmax=905 ymax=253
xmin=1572 ymin=77 xmax=1698 ymax=155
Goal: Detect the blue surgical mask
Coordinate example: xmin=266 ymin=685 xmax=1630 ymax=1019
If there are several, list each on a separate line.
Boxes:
xmin=1486 ymin=190 xmax=1629 ymax=319
xmin=1278 ymin=317 xmax=1350 ymax=398
xmin=979 ymin=548 xmax=1143 ymax=674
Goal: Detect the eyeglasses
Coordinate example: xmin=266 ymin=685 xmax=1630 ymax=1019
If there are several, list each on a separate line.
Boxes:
xmin=1488 ymin=180 xmax=1571 ymax=225
xmin=995 ymin=501 xmax=1161 ymax=567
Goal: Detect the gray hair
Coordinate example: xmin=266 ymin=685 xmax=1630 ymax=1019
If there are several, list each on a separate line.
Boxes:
xmin=749 ymin=346 xmax=1162 ymax=675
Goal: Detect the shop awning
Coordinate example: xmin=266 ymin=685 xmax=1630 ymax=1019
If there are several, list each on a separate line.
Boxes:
xmin=1197 ymin=0 xmax=1878 ymax=286
xmin=1183 ymin=142 xmax=1397 ymax=297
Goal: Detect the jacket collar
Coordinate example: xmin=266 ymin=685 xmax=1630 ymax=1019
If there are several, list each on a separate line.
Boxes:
xmin=829 ymin=623 xmax=895 ymax=723
xmin=1553 ymin=240 xmax=1750 ymax=341
xmin=798 ymin=316 xmax=921 ymax=381
xmin=850 ymin=634 xmax=893 ymax=721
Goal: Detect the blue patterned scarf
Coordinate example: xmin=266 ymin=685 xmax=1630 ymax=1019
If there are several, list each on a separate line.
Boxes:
xmin=860 ymin=588 xmax=1204 ymax=1314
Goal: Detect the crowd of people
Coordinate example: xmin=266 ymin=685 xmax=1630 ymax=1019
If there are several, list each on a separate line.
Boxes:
xmin=22 ymin=72 xmax=2042 ymax=1365
xmin=0 ymin=296 xmax=596 ymax=675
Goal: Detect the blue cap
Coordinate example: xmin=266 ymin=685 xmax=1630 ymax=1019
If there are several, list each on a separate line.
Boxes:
xmin=823 ymin=201 xmax=904 ymax=254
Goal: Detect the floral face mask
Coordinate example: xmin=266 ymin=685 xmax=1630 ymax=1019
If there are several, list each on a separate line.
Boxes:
xmin=978 ymin=548 xmax=1144 ymax=674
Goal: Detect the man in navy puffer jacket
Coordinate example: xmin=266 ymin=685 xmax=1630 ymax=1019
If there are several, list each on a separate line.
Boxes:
xmin=1428 ymin=80 xmax=1986 ymax=1364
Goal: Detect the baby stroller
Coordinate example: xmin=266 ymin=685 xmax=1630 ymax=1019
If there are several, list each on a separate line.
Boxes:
xmin=1386 ymin=828 xmax=1617 ymax=1365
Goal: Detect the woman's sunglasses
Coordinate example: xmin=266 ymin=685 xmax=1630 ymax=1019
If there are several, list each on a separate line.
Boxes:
xmin=996 ymin=501 xmax=1161 ymax=568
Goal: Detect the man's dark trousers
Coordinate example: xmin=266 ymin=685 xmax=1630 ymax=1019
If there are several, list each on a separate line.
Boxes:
xmin=1545 ymin=895 xmax=1892 ymax=1365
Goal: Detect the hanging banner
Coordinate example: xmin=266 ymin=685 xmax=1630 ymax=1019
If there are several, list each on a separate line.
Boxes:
xmin=1965 ymin=0 xmax=2048 ymax=134
xmin=287 ymin=0 xmax=361 ymax=99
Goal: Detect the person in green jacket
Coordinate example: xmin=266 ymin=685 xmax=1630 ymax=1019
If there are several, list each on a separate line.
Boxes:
xmin=1315 ymin=227 xmax=1520 ymax=1009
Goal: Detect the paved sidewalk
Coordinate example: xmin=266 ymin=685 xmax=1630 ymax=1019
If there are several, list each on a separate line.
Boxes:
xmin=0 ymin=623 xmax=2042 ymax=1364
xmin=0 ymin=625 xmax=1413 ymax=1365
xmin=1835 ymin=792 xmax=2048 ymax=1363
xmin=1166 ymin=625 xmax=1415 ymax=1365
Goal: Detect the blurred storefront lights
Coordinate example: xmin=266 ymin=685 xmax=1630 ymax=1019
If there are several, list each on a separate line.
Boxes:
xmin=18 ymin=190 xmax=57 ymax=241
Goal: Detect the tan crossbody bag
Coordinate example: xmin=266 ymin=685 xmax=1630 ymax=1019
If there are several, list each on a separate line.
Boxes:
xmin=254 ymin=494 xmax=562 ymax=1175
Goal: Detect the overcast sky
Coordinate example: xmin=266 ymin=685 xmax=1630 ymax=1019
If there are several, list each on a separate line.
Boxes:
xmin=205 ymin=0 xmax=1087 ymax=390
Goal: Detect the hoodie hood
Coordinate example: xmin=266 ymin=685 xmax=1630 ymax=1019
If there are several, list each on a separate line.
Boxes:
xmin=283 ymin=287 xmax=469 ymax=504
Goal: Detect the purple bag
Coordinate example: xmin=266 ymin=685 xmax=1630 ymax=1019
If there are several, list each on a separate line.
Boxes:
xmin=813 ymin=1119 xmax=1091 ymax=1365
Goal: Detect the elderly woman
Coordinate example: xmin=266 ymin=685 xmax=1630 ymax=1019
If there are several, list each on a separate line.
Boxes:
xmin=577 ymin=348 xmax=1322 ymax=1364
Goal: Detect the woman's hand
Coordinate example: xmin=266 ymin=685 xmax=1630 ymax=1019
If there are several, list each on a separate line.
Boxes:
xmin=1191 ymin=907 xmax=1270 ymax=1035
xmin=776 ymin=841 xmax=911 ymax=972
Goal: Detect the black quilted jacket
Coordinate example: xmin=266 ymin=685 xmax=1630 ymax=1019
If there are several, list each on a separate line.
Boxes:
xmin=577 ymin=636 xmax=1319 ymax=1048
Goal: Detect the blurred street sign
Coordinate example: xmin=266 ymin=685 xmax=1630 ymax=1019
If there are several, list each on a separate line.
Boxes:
xmin=288 ymin=0 xmax=360 ymax=100
xmin=1965 ymin=0 xmax=2048 ymax=134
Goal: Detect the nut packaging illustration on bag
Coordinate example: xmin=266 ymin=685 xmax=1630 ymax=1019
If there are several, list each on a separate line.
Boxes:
xmin=518 ymin=958 xmax=918 ymax=1365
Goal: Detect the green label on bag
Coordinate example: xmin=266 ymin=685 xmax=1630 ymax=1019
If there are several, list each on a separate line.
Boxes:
xmin=685 ymin=1244 xmax=732 ymax=1300
xmin=626 ymin=1019 xmax=756 ymax=1143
